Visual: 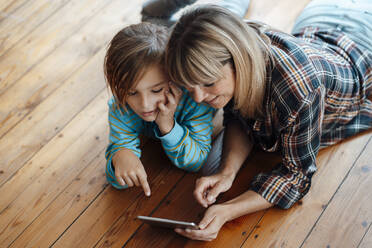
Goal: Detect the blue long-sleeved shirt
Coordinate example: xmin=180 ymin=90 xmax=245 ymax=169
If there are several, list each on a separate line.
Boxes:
xmin=105 ymin=88 xmax=215 ymax=188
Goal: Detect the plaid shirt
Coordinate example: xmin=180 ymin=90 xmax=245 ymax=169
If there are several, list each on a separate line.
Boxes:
xmin=224 ymin=27 xmax=372 ymax=209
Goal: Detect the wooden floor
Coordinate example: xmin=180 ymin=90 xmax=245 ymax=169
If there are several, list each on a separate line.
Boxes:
xmin=0 ymin=0 xmax=371 ymax=247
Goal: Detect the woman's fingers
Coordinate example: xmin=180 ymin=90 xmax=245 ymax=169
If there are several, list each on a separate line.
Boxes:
xmin=206 ymin=175 xmax=233 ymax=204
xmin=194 ymin=177 xmax=214 ymax=207
xmin=198 ymin=209 xmax=217 ymax=230
xmin=194 ymin=174 xmax=232 ymax=207
xmin=174 ymin=228 xmax=215 ymax=241
xmin=205 ymin=182 xmax=225 ymax=204
xmin=174 ymin=207 xmax=223 ymax=241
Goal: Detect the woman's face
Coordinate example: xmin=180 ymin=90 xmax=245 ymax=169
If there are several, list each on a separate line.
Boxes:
xmin=126 ymin=64 xmax=169 ymax=122
xmin=185 ymin=63 xmax=235 ymax=109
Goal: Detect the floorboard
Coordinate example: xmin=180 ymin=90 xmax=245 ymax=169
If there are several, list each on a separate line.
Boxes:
xmin=0 ymin=0 xmax=371 ymax=247
xmin=302 ymin=136 xmax=372 ymax=248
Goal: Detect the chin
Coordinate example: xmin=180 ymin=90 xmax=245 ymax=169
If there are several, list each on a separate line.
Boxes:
xmin=211 ymin=100 xmax=228 ymax=109
xmin=142 ymin=116 xmax=156 ymax=122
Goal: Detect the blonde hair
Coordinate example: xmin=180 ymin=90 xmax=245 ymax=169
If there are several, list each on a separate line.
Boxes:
xmin=104 ymin=22 xmax=169 ymax=109
xmin=165 ymin=5 xmax=273 ymax=118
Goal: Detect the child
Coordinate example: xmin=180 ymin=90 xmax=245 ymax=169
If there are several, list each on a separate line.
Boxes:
xmin=103 ymin=22 xmax=215 ymax=196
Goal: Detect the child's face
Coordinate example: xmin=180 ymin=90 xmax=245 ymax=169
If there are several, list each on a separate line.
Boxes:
xmin=126 ymin=64 xmax=169 ymax=122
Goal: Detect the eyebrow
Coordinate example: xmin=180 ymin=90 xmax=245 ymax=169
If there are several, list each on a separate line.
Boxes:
xmin=130 ymin=81 xmax=167 ymax=92
xmin=151 ymin=81 xmax=167 ymax=88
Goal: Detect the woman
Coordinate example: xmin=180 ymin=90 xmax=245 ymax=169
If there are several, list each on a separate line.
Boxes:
xmin=165 ymin=0 xmax=372 ymax=241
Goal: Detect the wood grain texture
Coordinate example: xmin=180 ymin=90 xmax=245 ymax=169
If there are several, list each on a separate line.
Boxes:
xmin=359 ymin=223 xmax=372 ymax=248
xmin=0 ymin=0 xmax=109 ymax=95
xmin=0 ymin=90 xmax=108 ymax=246
xmin=0 ymin=0 xmax=70 ymax=57
xmin=241 ymin=132 xmax=372 ymax=248
xmin=124 ymin=150 xmax=280 ymax=248
xmin=0 ymin=0 xmax=27 ymax=15
xmin=52 ymin=142 xmax=185 ymax=248
xmin=0 ymin=0 xmax=142 ymax=139
xmin=0 ymin=0 xmax=143 ymax=186
xmin=0 ymin=0 xmax=371 ymax=247
xmin=302 ymin=137 xmax=372 ymax=248
xmin=245 ymin=0 xmax=311 ymax=32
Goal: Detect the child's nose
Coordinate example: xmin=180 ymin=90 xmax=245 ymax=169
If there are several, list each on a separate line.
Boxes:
xmin=140 ymin=95 xmax=150 ymax=109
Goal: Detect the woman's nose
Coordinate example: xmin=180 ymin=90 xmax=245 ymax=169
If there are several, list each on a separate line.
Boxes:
xmin=192 ymin=86 xmax=206 ymax=103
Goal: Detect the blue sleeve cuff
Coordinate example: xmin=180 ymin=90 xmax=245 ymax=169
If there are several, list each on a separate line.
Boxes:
xmin=155 ymin=120 xmax=185 ymax=147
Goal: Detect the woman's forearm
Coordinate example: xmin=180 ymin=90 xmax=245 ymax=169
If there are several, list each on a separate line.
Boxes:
xmin=218 ymin=123 xmax=272 ymax=221
xmin=222 ymin=190 xmax=273 ymax=221
xmin=220 ymin=120 xmax=253 ymax=177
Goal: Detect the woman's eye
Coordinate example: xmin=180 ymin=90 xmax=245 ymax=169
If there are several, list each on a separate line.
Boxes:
xmin=152 ymin=88 xmax=163 ymax=93
xmin=127 ymin=91 xmax=137 ymax=96
xmin=203 ymin=83 xmax=215 ymax=87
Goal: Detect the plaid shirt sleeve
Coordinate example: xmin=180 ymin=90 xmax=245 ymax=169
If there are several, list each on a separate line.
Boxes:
xmin=249 ymin=31 xmax=328 ymax=209
xmin=229 ymin=28 xmax=371 ymax=209
xmin=250 ymin=86 xmax=325 ymax=209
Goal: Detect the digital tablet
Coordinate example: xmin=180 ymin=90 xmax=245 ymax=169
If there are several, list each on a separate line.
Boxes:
xmin=137 ymin=215 xmax=200 ymax=230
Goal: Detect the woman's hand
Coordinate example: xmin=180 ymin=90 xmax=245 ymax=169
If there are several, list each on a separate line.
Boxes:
xmin=194 ymin=172 xmax=235 ymax=208
xmin=175 ymin=190 xmax=274 ymax=241
xmin=112 ymin=148 xmax=151 ymax=196
xmin=175 ymin=204 xmax=229 ymax=241
xmin=155 ymin=82 xmax=183 ymax=135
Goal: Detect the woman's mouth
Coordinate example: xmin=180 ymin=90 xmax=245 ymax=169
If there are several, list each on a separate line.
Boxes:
xmin=206 ymin=96 xmax=218 ymax=106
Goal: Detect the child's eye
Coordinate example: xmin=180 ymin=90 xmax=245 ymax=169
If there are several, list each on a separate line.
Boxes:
xmin=152 ymin=88 xmax=163 ymax=93
xmin=127 ymin=91 xmax=137 ymax=96
xmin=203 ymin=83 xmax=215 ymax=87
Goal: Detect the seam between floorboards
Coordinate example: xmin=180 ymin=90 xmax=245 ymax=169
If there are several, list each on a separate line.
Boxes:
xmin=90 ymin=187 xmax=146 ymax=248
xmin=0 ymin=0 xmax=30 ymax=24
xmin=356 ymin=221 xmax=372 ymax=248
xmin=50 ymin=184 xmax=109 ymax=248
xmin=0 ymin=53 xmax=106 ymax=189
xmin=90 ymin=168 xmax=186 ymax=248
xmin=0 ymin=0 xmax=73 ymax=58
xmin=121 ymin=172 xmax=188 ymax=248
xmin=0 ymin=0 xmax=109 ymax=142
xmin=0 ymin=39 xmax=105 ymax=142
xmin=299 ymin=135 xmax=372 ymax=248
xmin=239 ymin=209 xmax=270 ymax=248
xmin=0 ymin=0 xmax=111 ymax=97
xmin=6 ymin=146 xmax=107 ymax=248
xmin=0 ymin=0 xmax=116 ymax=189
xmin=0 ymin=86 xmax=105 ymax=215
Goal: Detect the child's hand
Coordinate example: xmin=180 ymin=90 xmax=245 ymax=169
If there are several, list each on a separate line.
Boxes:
xmin=155 ymin=82 xmax=183 ymax=135
xmin=112 ymin=148 xmax=151 ymax=196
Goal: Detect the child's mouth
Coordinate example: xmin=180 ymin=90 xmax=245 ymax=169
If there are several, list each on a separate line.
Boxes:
xmin=142 ymin=111 xmax=155 ymax=117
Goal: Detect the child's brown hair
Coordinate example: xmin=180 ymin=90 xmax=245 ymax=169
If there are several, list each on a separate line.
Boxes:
xmin=104 ymin=22 xmax=169 ymax=108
